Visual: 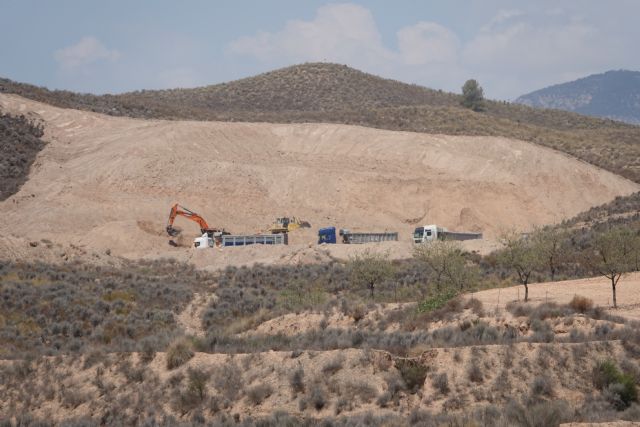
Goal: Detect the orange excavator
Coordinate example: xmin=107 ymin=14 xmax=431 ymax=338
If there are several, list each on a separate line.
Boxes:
xmin=166 ymin=203 xmax=226 ymax=247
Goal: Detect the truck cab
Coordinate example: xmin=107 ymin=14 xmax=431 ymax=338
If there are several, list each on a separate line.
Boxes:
xmin=413 ymin=225 xmax=443 ymax=244
xmin=193 ymin=230 xmax=230 ymax=249
xmin=318 ymin=227 xmax=337 ymax=244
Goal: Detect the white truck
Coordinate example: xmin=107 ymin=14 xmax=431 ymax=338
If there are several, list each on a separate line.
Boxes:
xmin=413 ymin=224 xmax=482 ymax=244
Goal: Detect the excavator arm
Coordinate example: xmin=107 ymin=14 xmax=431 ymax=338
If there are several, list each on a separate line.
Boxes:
xmin=166 ymin=203 xmax=211 ymax=236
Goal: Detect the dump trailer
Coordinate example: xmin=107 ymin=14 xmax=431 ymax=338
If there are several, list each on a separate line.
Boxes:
xmin=194 ymin=232 xmax=287 ymax=249
xmin=317 ymin=227 xmax=398 ymax=244
xmin=413 ymin=224 xmax=482 ymax=244
xmin=221 ymin=233 xmax=288 ymax=247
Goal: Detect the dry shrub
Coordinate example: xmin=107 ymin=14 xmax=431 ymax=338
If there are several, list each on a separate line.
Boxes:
xmin=467 ymin=362 xmax=484 ymax=384
xmin=290 ymin=367 xmax=305 ymax=395
xmin=569 ymin=295 xmax=594 ymax=313
xmin=432 ymin=372 xmax=450 ymax=395
xmin=166 ymin=339 xmax=194 ymax=370
xmin=464 ymin=298 xmax=485 ymax=317
xmin=322 ymin=355 xmax=345 ymax=375
xmin=247 ymin=383 xmax=273 ymax=405
xmin=213 ymin=360 xmax=243 ymax=401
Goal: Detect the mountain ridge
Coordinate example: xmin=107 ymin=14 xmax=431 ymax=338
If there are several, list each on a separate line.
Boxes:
xmin=516 ymin=69 xmax=640 ymax=125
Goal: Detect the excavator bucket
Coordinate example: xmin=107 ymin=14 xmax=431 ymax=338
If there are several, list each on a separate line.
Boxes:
xmin=166 ymin=225 xmax=181 ymax=237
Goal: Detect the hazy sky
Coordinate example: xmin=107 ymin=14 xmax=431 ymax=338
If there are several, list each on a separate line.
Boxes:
xmin=1 ymin=0 xmax=638 ymax=100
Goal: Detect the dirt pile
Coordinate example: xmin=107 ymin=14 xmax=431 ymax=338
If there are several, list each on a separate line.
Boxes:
xmin=0 ymin=93 xmax=637 ymax=267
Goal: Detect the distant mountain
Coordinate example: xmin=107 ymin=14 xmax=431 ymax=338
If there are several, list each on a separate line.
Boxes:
xmin=515 ymin=70 xmax=640 ymax=125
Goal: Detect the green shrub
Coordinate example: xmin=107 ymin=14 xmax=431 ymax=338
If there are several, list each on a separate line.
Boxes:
xmin=395 ymin=359 xmax=428 ymax=393
xmin=593 ymin=360 xmax=638 ymax=409
xmin=418 ymin=289 xmax=458 ymax=313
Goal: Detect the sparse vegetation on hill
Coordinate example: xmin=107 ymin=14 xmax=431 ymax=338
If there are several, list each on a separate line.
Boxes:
xmin=3 ymin=63 xmax=640 ymax=183
xmin=0 ymin=113 xmax=45 ymax=200
xmin=516 ymin=69 xmax=640 ymax=125
xmin=0 ymin=259 xmax=206 ymax=358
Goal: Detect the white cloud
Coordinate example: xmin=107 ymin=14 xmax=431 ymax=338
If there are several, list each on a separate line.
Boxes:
xmin=54 ymin=36 xmax=120 ymax=69
xmin=480 ymin=9 xmax=524 ymax=32
xmin=397 ymin=22 xmax=459 ymax=65
xmin=224 ymin=3 xmax=638 ymax=99
xmin=228 ymin=4 xmax=393 ymax=67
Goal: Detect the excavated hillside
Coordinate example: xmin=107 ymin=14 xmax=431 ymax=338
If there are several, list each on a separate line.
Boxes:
xmin=0 ymin=93 xmax=637 ymax=268
xmin=3 ymin=63 xmax=640 ymax=184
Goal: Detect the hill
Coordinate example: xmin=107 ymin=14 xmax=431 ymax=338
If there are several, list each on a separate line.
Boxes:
xmin=3 ymin=63 xmax=640 ymax=184
xmin=516 ymin=70 xmax=640 ymax=125
xmin=0 ymin=93 xmax=637 ymax=266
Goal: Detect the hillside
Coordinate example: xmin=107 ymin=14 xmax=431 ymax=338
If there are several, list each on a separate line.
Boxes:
xmin=0 ymin=113 xmax=45 ymax=200
xmin=516 ymin=70 xmax=640 ymax=125
xmin=0 ymin=93 xmax=637 ymax=267
xmin=3 ymin=63 xmax=640 ymax=183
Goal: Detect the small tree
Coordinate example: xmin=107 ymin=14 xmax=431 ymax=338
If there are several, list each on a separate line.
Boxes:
xmin=348 ymin=250 xmax=394 ymax=299
xmin=585 ymin=227 xmax=635 ymax=308
xmin=413 ymin=240 xmax=478 ymax=292
xmin=461 ymin=79 xmax=485 ymax=111
xmin=498 ymin=231 xmax=544 ymax=302
xmin=531 ymin=226 xmax=568 ymax=281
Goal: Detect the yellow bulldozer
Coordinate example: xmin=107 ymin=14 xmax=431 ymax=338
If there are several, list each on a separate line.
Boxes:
xmin=267 ymin=217 xmax=311 ymax=234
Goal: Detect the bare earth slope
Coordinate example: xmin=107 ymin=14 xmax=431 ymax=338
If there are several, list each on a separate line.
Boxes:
xmin=0 ymin=93 xmax=638 ymax=266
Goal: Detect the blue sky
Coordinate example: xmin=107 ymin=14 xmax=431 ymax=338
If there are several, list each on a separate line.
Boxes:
xmin=1 ymin=1 xmax=639 ymax=99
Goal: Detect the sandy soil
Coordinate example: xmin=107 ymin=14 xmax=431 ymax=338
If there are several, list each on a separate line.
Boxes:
xmin=470 ymin=272 xmax=640 ymax=320
xmin=1 ymin=93 xmax=637 ymax=269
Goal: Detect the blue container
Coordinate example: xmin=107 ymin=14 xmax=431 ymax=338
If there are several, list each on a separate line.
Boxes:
xmin=318 ymin=227 xmax=337 ymax=244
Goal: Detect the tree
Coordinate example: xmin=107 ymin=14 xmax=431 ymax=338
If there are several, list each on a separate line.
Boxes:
xmin=461 ymin=79 xmax=485 ymax=111
xmin=531 ymin=226 xmax=568 ymax=281
xmin=413 ymin=240 xmax=478 ymax=292
xmin=585 ymin=227 xmax=636 ymax=308
xmin=348 ymin=250 xmax=394 ymax=299
xmin=498 ymin=231 xmax=544 ymax=302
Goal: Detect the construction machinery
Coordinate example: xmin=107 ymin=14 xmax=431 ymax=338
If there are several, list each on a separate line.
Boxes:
xmin=267 ymin=217 xmax=311 ymax=234
xmin=166 ymin=203 xmax=227 ymax=247
xmin=318 ymin=227 xmax=398 ymax=244
xmin=413 ymin=224 xmax=482 ymax=244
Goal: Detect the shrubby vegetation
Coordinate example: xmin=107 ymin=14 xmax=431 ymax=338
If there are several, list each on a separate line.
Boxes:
xmin=3 ymin=399 xmax=640 ymax=426
xmin=0 ymin=113 xmax=45 ymax=200
xmin=0 ymin=259 xmax=207 ymax=357
xmin=202 ymin=260 xmax=433 ymax=335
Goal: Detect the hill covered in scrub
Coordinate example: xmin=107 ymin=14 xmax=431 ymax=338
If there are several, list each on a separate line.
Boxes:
xmin=3 ymin=63 xmax=640 ymax=183
xmin=516 ymin=70 xmax=640 ymax=125
xmin=0 ymin=113 xmax=45 ymax=201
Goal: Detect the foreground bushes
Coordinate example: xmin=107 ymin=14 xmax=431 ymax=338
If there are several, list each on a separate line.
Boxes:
xmin=0 ymin=259 xmax=205 ymax=357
